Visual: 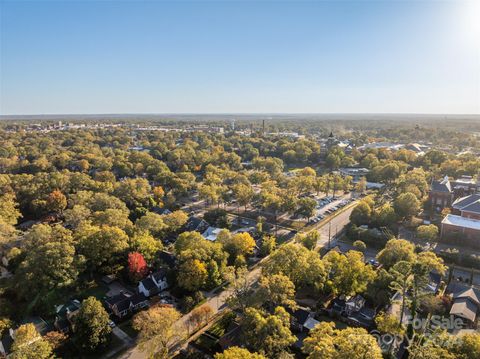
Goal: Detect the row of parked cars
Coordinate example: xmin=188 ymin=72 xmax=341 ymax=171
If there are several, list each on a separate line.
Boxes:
xmin=309 ymin=197 xmax=355 ymax=224
xmin=324 ymin=198 xmax=353 ymax=214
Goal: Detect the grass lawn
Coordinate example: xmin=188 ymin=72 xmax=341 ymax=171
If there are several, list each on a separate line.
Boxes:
xmin=206 ymin=312 xmax=236 ymax=338
xmin=75 ymin=282 xmax=109 ymax=301
xmin=316 ymin=315 xmax=348 ymax=330
xmin=118 ymin=319 xmax=139 ymax=338
xmin=88 ymin=334 xmax=125 ymax=359
xmin=194 ymin=333 xmax=218 ymax=352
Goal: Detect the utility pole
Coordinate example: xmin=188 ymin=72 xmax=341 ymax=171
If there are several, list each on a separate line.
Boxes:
xmin=328 ymin=221 xmax=331 ymax=249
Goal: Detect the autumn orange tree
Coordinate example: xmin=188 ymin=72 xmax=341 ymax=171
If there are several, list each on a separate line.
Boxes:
xmin=128 ymin=252 xmax=148 ymax=282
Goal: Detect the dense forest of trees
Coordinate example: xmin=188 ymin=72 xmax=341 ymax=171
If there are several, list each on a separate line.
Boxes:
xmin=1 ymin=118 xmax=480 ymax=358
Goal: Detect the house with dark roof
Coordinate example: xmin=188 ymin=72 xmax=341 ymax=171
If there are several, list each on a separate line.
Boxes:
xmin=54 ymin=299 xmax=81 ymax=333
xmin=138 ymin=269 xmax=169 ymax=298
xmin=158 ymin=251 xmax=176 ymax=268
xmin=129 ymin=293 xmax=149 ymax=311
xmin=105 ymin=292 xmax=149 ymax=319
xmin=105 ymin=293 xmax=132 ymax=318
xmin=138 ymin=277 xmax=159 ymax=298
xmin=328 ymin=295 xmax=376 ymax=328
xmin=287 ymin=307 xmax=319 ymax=333
xmin=151 ymin=207 xmax=172 ymax=216
xmin=183 ymin=217 xmax=210 ymax=233
xmin=452 ymin=194 xmax=480 ymax=219
xmin=0 ymin=328 xmax=14 ymax=358
xmin=429 ymin=176 xmax=453 ymax=210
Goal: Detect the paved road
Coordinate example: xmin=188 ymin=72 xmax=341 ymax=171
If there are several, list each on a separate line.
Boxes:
xmin=118 ymin=205 xmax=356 ymax=359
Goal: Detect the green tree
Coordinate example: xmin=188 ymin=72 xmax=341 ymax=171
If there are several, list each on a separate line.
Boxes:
xmin=394 ymin=192 xmax=421 ymax=220
xmin=203 ymin=208 xmax=230 ymax=228
xmin=223 ymin=266 xmax=255 ymax=313
xmin=0 ymin=192 xmax=21 ymax=226
xmin=74 ymin=297 xmax=112 ymax=353
xmin=218 ymin=230 xmax=256 ymax=264
xmin=303 ymin=321 xmax=382 ymax=359
xmin=233 ymin=183 xmax=254 ymax=212
xmin=389 ymin=261 xmax=414 ymax=325
xmin=296 ymin=197 xmax=317 ymax=221
xmin=162 ymin=210 xmax=189 ymax=233
xmin=375 ymin=311 xmax=405 ymax=354
xmin=416 ymin=224 xmax=439 ymax=242
xmin=295 ymin=231 xmax=320 ymax=250
xmin=135 ymin=212 xmax=167 ymax=239
xmin=77 ymin=223 xmax=129 ymax=274
xmin=15 ymin=224 xmax=81 ymax=307
xmin=133 ymin=306 xmax=182 ymax=359
xmin=242 ymin=306 xmax=296 ymax=357
xmin=452 ymin=332 xmax=480 ymax=359
xmin=263 ymin=243 xmax=326 ymax=291
xmin=355 ymin=176 xmax=367 ymax=193
xmin=177 ymin=258 xmax=209 ymax=292
xmin=259 ymin=235 xmax=276 ymax=257
xmin=323 ymin=250 xmax=376 ymax=296
xmin=10 ymin=323 xmax=53 ymax=359
xmin=259 ymin=274 xmax=297 ymax=310
xmin=353 ymin=240 xmax=367 ymax=252
xmin=63 ymin=205 xmax=91 ymax=229
xmin=377 ymin=239 xmax=416 ymax=269
xmin=372 ymin=203 xmax=397 ymax=227
xmin=350 ymin=200 xmax=372 ymax=226
xmin=129 ymin=231 xmax=163 ymax=264
xmin=215 ymin=347 xmax=266 ymax=359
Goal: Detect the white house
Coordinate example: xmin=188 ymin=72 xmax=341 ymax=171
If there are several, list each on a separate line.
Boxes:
xmin=202 ymin=226 xmax=222 ymax=241
xmin=138 ymin=269 xmax=169 ymax=297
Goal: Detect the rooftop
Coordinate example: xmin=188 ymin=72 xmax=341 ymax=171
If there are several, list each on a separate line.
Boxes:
xmin=452 ymin=194 xmax=480 ymax=211
xmin=450 ymin=298 xmax=478 ymax=322
xmin=442 ymin=214 xmax=480 ymax=231
xmin=431 ymin=175 xmax=452 ymax=193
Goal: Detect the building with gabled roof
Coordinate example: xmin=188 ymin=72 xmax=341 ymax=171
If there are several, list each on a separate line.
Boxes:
xmin=138 ymin=269 xmax=169 ymax=298
xmin=449 ymin=286 xmax=480 ymax=327
xmin=182 ymin=216 xmax=210 ymax=233
xmin=429 ymin=175 xmax=453 ymax=210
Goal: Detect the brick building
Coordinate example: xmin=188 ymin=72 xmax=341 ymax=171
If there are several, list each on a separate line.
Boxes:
xmin=429 ymin=176 xmax=453 ymax=210
xmin=441 ymin=194 xmax=480 ymax=244
xmin=429 ymin=175 xmax=479 ymax=211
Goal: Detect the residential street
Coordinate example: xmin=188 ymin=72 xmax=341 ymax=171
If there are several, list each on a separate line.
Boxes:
xmin=117 ymin=205 xmax=355 ymax=359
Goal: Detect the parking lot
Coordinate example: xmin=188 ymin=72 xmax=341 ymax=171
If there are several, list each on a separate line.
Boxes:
xmin=308 ymin=194 xmax=355 ymax=224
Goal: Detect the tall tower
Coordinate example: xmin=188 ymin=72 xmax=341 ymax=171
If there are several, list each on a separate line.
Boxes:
xmin=262 ymin=119 xmax=265 ymax=135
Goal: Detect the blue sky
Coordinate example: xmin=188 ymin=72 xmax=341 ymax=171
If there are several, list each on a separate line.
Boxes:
xmin=1 ymin=0 xmax=479 ymax=115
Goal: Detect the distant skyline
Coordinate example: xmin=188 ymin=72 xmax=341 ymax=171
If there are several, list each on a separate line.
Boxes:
xmin=1 ymin=0 xmax=479 ymax=115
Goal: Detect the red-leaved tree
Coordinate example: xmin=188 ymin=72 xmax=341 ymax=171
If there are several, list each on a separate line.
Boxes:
xmin=128 ymin=252 xmax=148 ymax=282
